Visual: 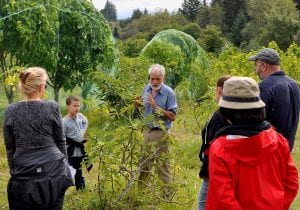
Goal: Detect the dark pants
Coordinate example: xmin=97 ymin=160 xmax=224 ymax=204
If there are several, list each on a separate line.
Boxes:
xmin=68 ymin=157 xmax=85 ymax=190
xmin=7 ymin=178 xmax=66 ymax=210
xmin=8 ymin=192 xmax=64 ymax=210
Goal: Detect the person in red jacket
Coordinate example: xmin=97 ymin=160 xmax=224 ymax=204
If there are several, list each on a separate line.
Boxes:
xmin=206 ymin=76 xmax=298 ymax=210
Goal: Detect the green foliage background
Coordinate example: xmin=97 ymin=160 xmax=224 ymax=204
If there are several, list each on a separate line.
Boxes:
xmin=1 ymin=42 xmax=300 ymax=209
xmin=0 ymin=0 xmax=300 ymax=209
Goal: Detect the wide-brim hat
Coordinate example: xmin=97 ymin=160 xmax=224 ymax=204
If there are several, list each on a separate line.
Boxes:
xmin=218 ymin=76 xmax=265 ymax=109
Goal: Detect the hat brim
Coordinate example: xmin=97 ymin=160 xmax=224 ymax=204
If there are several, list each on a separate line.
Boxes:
xmin=218 ymin=98 xmax=265 ymax=109
xmin=248 ymin=55 xmax=258 ymax=61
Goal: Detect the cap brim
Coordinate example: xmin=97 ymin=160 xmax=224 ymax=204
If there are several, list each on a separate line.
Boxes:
xmin=218 ymin=98 xmax=265 ymax=109
xmin=248 ymin=55 xmax=258 ymax=61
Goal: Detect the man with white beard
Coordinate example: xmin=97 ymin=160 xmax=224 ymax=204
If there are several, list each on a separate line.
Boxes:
xmin=138 ymin=64 xmax=177 ymax=197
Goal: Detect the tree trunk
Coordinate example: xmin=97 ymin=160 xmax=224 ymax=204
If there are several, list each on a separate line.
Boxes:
xmin=54 ymin=87 xmax=60 ymax=103
xmin=0 ymin=51 xmax=14 ymax=103
xmin=4 ymin=85 xmax=14 ymax=104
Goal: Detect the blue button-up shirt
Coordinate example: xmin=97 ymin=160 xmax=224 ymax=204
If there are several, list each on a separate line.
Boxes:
xmin=142 ymin=83 xmax=177 ymax=130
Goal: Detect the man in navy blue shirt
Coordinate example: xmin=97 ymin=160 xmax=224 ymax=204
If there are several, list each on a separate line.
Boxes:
xmin=138 ymin=64 xmax=177 ymax=196
xmin=249 ymin=48 xmax=300 ymax=150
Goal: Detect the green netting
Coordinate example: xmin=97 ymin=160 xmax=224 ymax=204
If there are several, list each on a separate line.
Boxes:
xmin=142 ymin=29 xmax=208 ymax=67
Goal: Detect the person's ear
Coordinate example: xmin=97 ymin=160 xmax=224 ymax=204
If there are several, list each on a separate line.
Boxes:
xmin=262 ymin=62 xmax=268 ymax=69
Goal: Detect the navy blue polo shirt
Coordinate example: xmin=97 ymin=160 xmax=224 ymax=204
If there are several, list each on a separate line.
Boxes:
xmin=259 ymin=71 xmax=300 ymax=150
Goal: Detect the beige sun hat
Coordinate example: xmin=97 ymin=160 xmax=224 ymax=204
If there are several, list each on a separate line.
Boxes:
xmin=218 ymin=76 xmax=265 ymax=109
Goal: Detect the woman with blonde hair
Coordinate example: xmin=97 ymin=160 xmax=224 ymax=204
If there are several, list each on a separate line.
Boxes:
xmin=3 ymin=67 xmax=73 ymax=210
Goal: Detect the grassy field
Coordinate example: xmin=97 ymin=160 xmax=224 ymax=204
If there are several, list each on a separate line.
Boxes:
xmin=0 ymin=96 xmax=299 ymax=209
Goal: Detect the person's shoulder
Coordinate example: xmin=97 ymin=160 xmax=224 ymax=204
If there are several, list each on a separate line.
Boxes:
xmin=62 ymin=115 xmax=72 ymax=124
xmin=260 ymin=75 xmax=273 ymax=86
xmin=209 ymin=136 xmax=226 ymax=155
xmin=7 ymin=101 xmax=21 ymax=109
xmin=142 ymin=84 xmax=151 ymax=92
xmin=45 ymin=101 xmax=62 ymax=114
xmin=209 ymin=110 xmax=228 ymax=129
xmin=5 ymin=102 xmax=22 ymax=113
xmin=212 ymin=109 xmax=223 ymax=120
xmin=272 ymin=129 xmax=290 ymax=148
xmin=162 ymin=84 xmax=175 ymax=93
xmin=77 ymin=112 xmax=87 ymax=119
xmin=284 ymin=73 xmax=299 ymax=86
xmin=262 ymin=71 xmax=298 ymax=89
xmin=44 ymin=100 xmax=58 ymax=105
xmin=77 ymin=112 xmax=85 ymax=116
xmin=42 ymin=100 xmax=59 ymax=108
xmin=259 ymin=73 xmax=281 ymax=91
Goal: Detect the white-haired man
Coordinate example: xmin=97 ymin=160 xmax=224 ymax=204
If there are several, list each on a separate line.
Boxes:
xmin=138 ymin=64 xmax=177 ymax=196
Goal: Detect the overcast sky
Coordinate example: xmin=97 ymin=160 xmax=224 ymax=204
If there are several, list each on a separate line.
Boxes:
xmin=94 ymin=0 xmax=184 ymax=19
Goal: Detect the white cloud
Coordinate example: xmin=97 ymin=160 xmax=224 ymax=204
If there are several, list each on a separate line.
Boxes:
xmin=93 ymin=0 xmax=182 ymax=19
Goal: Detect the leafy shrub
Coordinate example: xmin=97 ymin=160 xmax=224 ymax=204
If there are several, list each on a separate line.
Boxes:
xmin=198 ymin=25 xmax=225 ymax=54
xmin=123 ymin=38 xmax=148 ymax=57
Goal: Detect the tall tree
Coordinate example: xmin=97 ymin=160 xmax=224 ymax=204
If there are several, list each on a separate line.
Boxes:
xmin=100 ymin=0 xmax=117 ymax=21
xmin=221 ymin=0 xmax=247 ymax=33
xmin=196 ymin=3 xmax=211 ymax=28
xmin=230 ymin=9 xmax=249 ymax=47
xmin=0 ymin=0 xmax=59 ymax=103
xmin=143 ymin=8 xmax=148 ymax=15
xmin=246 ymin=0 xmax=299 ymax=50
xmin=179 ymin=0 xmax=202 ymax=21
xmin=209 ymin=2 xmax=224 ymax=28
xmin=0 ymin=0 xmax=115 ymax=102
xmin=131 ymin=9 xmax=143 ymax=20
xmin=119 ymin=12 xmax=188 ymax=40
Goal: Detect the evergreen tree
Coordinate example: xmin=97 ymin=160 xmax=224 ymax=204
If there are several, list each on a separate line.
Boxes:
xmin=222 ymin=0 xmax=247 ymax=33
xmin=209 ymin=2 xmax=224 ymax=28
xmin=143 ymin=8 xmax=148 ymax=15
xmin=131 ymin=9 xmax=143 ymax=20
xmin=230 ymin=9 xmax=248 ymax=47
xmin=179 ymin=0 xmax=202 ymax=21
xmin=196 ymin=3 xmax=210 ymax=28
xmin=100 ymin=0 xmax=117 ymax=21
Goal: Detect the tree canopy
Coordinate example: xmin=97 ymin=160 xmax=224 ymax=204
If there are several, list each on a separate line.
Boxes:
xmin=100 ymin=0 xmax=117 ymax=21
xmin=0 ymin=0 xmax=115 ymax=102
xmin=245 ymin=0 xmax=300 ymax=50
xmin=180 ymin=0 xmax=202 ymax=21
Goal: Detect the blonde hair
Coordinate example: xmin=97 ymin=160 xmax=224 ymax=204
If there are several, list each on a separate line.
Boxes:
xmin=19 ymin=67 xmax=48 ymax=96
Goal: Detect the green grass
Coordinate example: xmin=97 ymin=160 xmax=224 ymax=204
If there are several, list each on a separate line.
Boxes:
xmin=0 ymin=97 xmax=299 ymax=209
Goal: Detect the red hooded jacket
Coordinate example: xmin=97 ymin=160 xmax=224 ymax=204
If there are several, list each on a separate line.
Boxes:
xmin=206 ymin=127 xmax=298 ymax=210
